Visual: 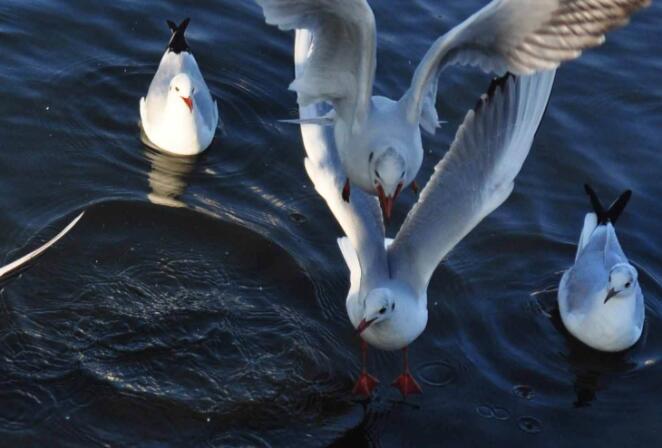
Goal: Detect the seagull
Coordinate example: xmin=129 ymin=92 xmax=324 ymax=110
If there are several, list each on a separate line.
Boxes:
xmin=0 ymin=212 xmax=85 ymax=281
xmin=140 ymin=18 xmax=219 ymax=156
xmin=558 ymin=185 xmax=644 ymax=352
xmin=256 ymin=0 xmax=649 ymax=220
xmin=295 ymin=28 xmax=555 ymax=396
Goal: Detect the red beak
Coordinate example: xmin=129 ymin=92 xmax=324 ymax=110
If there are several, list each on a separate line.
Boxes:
xmin=181 ymin=96 xmax=193 ymax=112
xmin=357 ymin=318 xmax=376 ymax=334
xmin=376 ymin=182 xmax=403 ymax=221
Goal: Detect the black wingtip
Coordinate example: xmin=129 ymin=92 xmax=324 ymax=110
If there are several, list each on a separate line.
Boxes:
xmin=584 ymin=184 xmax=632 ymax=225
xmin=166 ymin=18 xmax=191 ymax=54
xmin=474 ymin=73 xmax=516 ymax=112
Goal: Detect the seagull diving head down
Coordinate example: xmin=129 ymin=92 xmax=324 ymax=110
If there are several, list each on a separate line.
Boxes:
xmin=371 ymin=148 xmax=406 ymax=220
xmin=605 ymin=263 xmax=638 ymax=303
xmin=169 ymin=73 xmax=195 ymax=113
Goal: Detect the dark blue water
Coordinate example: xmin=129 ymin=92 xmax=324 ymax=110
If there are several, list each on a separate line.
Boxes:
xmin=1 ymin=1 xmax=661 ymax=446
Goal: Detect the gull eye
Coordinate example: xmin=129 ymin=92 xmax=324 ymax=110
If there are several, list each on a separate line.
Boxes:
xmin=369 ymin=152 xmax=374 ymax=162
xmin=391 ymin=303 xmax=395 ymax=311
xmin=375 ymin=170 xmax=381 ymax=180
xmin=379 ymin=307 xmax=386 ymax=314
xmin=625 ymin=282 xmax=632 ymax=288
xmin=401 ymin=171 xmax=405 ymax=178
xmin=175 ymin=86 xmax=180 ymax=92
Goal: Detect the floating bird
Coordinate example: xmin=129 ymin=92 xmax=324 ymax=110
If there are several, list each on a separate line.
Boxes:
xmin=140 ymin=18 xmax=219 ymax=156
xmin=256 ymin=0 xmax=649 ymax=220
xmin=296 ymin=29 xmax=555 ymax=396
xmin=558 ymin=185 xmax=643 ymax=352
xmin=0 ymin=212 xmax=85 ymax=281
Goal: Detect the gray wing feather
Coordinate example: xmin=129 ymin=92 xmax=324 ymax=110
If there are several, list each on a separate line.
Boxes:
xmin=389 ymin=70 xmax=555 ymax=296
xmin=0 ymin=212 xmax=84 ymax=280
xmin=403 ymin=0 xmax=650 ymax=128
xmin=255 ymin=0 xmax=376 ymax=131
xmin=296 ymin=30 xmax=388 ymax=293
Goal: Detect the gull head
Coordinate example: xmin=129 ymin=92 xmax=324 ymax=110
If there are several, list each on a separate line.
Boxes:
xmin=357 ymin=288 xmax=396 ymax=334
xmin=605 ymin=263 xmax=638 ymax=303
xmin=169 ymin=73 xmax=195 ymax=113
xmin=371 ymin=148 xmax=405 ymax=221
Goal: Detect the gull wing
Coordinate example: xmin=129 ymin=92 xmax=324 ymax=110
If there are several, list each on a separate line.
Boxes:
xmin=0 ymin=212 xmax=85 ymax=280
xmin=256 ymin=0 xmax=376 ymax=133
xmin=389 ymin=70 xmax=555 ymax=296
xmin=402 ymin=0 xmax=649 ymax=133
xmin=295 ymin=30 xmax=388 ymax=293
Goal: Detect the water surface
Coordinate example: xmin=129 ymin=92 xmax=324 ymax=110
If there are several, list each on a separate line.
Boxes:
xmin=1 ymin=1 xmax=661 ymax=446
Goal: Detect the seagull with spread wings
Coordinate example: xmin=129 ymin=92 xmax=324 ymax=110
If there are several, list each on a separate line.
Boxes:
xmin=295 ymin=26 xmax=556 ymax=396
xmin=257 ymin=0 xmax=649 ymax=220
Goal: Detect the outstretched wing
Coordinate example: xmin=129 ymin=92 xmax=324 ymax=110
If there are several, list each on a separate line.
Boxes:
xmin=0 ymin=212 xmax=85 ymax=280
xmin=256 ymin=0 xmax=376 ymax=132
xmin=389 ymin=70 xmax=555 ymax=296
xmin=295 ymin=30 xmax=388 ymax=294
xmin=403 ymin=0 xmax=649 ymax=132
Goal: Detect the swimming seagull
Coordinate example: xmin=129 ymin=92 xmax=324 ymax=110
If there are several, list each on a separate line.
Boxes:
xmin=140 ymin=18 xmax=219 ymax=156
xmin=295 ymin=29 xmax=556 ymax=396
xmin=256 ymin=0 xmax=649 ymax=220
xmin=558 ymin=185 xmax=643 ymax=352
xmin=0 ymin=212 xmax=85 ymax=281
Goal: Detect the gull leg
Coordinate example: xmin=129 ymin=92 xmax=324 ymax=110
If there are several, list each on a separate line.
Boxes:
xmin=342 ymin=179 xmax=351 ymax=203
xmin=392 ymin=347 xmax=422 ymax=396
xmin=411 ymin=181 xmax=419 ymax=196
xmin=352 ymin=340 xmax=379 ymax=396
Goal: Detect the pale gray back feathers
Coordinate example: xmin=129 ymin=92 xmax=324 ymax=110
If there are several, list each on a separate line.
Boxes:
xmin=563 ymin=224 xmax=630 ymax=314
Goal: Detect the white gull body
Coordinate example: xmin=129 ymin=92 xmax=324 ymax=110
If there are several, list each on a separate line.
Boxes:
xmin=140 ymin=19 xmax=219 ymax=156
xmin=558 ymin=189 xmax=644 ymax=352
xmin=295 ymin=28 xmax=556 ymax=351
xmin=257 ymin=0 xmax=649 ymax=217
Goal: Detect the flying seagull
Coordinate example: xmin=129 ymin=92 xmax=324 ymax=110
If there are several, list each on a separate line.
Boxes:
xmin=256 ymin=0 xmax=649 ymax=220
xmin=295 ymin=28 xmax=556 ymax=396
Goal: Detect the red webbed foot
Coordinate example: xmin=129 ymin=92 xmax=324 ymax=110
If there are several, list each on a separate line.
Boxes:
xmin=353 ymin=371 xmax=380 ymax=396
xmin=392 ymin=371 xmax=422 ymax=396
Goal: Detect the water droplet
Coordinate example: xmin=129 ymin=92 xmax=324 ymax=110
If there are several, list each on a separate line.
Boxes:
xmin=289 ymin=213 xmax=307 ymax=224
xmin=206 ymin=417 xmax=210 ymax=423
xmin=513 ymin=385 xmax=535 ymax=400
xmin=518 ymin=416 xmax=542 ymax=434
xmin=418 ymin=361 xmax=456 ymax=387
xmin=476 ymin=405 xmax=494 ymax=418
xmin=65 ymin=415 xmax=70 ymax=421
xmin=492 ymin=406 xmax=510 ymax=421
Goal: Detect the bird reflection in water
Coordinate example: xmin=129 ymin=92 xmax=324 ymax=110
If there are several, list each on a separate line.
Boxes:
xmin=143 ymin=145 xmax=198 ymax=208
